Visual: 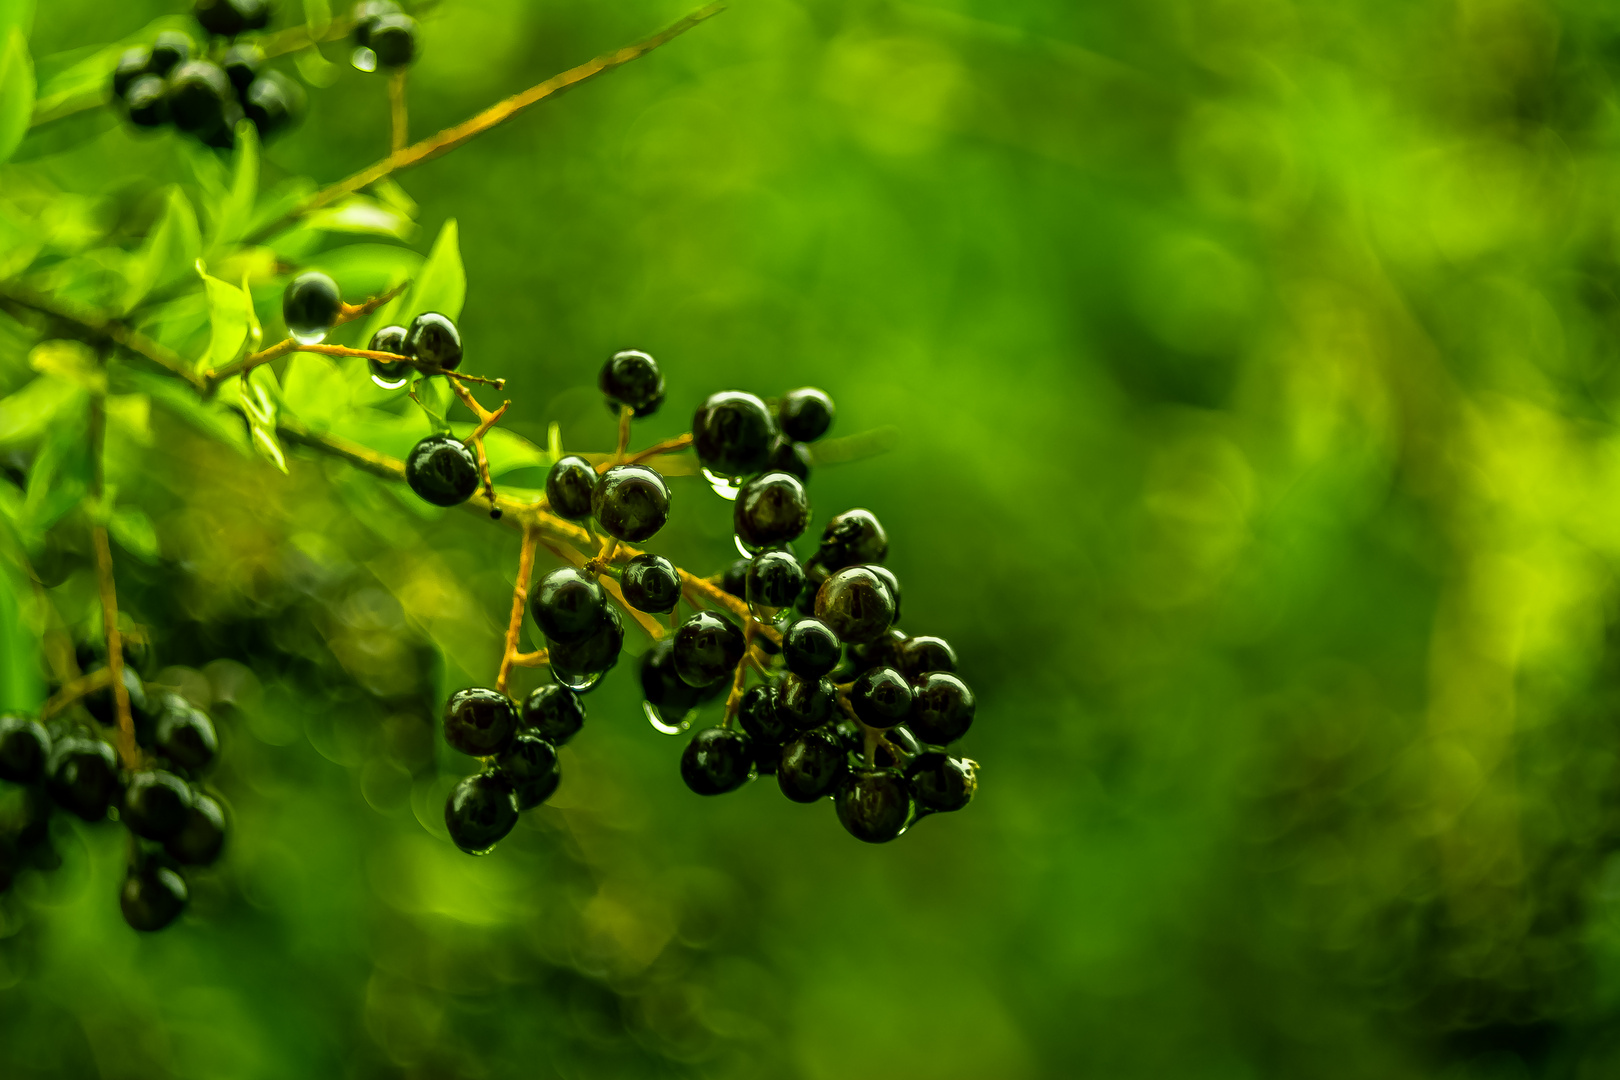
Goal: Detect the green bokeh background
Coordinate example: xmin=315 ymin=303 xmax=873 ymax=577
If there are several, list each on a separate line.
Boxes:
xmin=9 ymin=0 xmax=1620 ymax=1077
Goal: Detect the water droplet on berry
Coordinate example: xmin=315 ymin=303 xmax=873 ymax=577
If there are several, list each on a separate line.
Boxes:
xmin=702 ymin=468 xmax=742 ymax=502
xmin=643 ymin=700 xmax=690 ymax=735
xmin=290 ymin=327 xmax=328 ymax=346
xmin=553 ymin=668 xmax=603 ymax=693
xmin=370 ymin=371 xmax=409 ymax=390
xmin=352 ymin=47 xmax=378 ymax=72
xmin=733 ymin=534 xmax=752 ymax=559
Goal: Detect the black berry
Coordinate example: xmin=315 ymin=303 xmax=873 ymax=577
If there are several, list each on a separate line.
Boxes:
xmin=737 ymin=684 xmax=790 ymax=746
xmin=746 ymin=549 xmax=804 ymax=608
xmin=353 ymin=1 xmax=402 ymax=46
xmin=405 ymin=434 xmax=479 ymax=506
xmin=767 ymin=437 xmax=812 ymax=482
xmin=125 ymin=75 xmax=170 ymax=128
xmin=692 ymin=391 xmax=775 ymax=478
xmin=846 ymin=627 xmax=905 ymax=674
xmin=239 ymin=0 xmax=270 ymax=31
xmin=0 ymin=714 xmax=49 ymax=784
xmin=367 ymin=324 xmax=410 ymax=383
xmin=195 ymin=0 xmax=248 ymax=37
xmin=154 ymin=700 xmax=218 ymax=772
xmin=548 ymin=605 xmax=624 ymax=690
xmin=593 ymin=464 xmax=671 ymax=543
xmin=222 ymin=44 xmax=262 ymax=93
xmin=121 ymin=770 xmax=193 ymax=841
xmin=369 ymin=13 xmax=418 ymax=68
xmin=851 ymin=666 xmax=912 ymax=729
xmin=779 ymin=387 xmax=835 ymax=443
xmin=672 ymin=612 xmax=746 ymax=688
xmin=775 ymin=672 xmax=835 ymax=731
xmin=165 ymin=794 xmax=227 ymax=865
xmin=621 ymin=553 xmax=681 ymax=614
xmin=168 ymin=60 xmax=232 ymax=135
xmin=734 ymin=471 xmax=810 ymax=549
xmin=282 ymin=271 xmax=342 ymax=343
xmin=721 ymin=558 xmax=750 ymax=599
xmin=906 ymin=751 xmax=976 ymax=813
xmin=875 ymin=723 xmax=922 ymax=768
xmin=121 ymin=862 xmax=189 ymax=931
xmin=818 ymin=509 xmax=889 ymax=570
xmin=150 ymin=31 xmax=193 ymax=77
xmin=444 ymin=773 xmax=518 ymax=855
xmin=531 ymin=567 xmax=608 ymax=645
xmin=909 ymin=673 xmax=976 ymax=744
xmin=495 ymin=733 xmax=560 ymax=810
xmin=640 ymin=638 xmax=723 ymax=716
xmin=113 ymin=47 xmax=152 ymax=98
xmin=520 ymin=684 xmax=585 ymax=745
xmin=244 ymin=71 xmax=303 ymax=139
xmin=897 ymin=635 xmax=957 ymax=681
xmin=442 ymin=687 xmax=518 ymax=757
xmin=405 ymin=312 xmax=461 ymax=371
xmin=599 ymin=350 xmax=665 ymax=414
xmin=0 ymin=781 xmax=50 ymax=850
xmin=815 ymin=566 xmax=896 ymax=644
xmin=545 ymin=456 xmax=597 ymax=521
xmin=47 ymin=737 xmax=119 ymax=821
xmin=783 ymin=618 xmax=840 ymax=678
xmin=680 ymin=728 xmax=754 ymax=795
xmin=835 ymin=769 xmax=913 ymax=843
xmin=864 ymin=565 xmax=902 ymax=623
xmin=778 ymin=728 xmax=847 ymax=802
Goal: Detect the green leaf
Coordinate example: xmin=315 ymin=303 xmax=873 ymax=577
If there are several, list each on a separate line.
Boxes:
xmin=303 ymin=243 xmax=423 ymax=301
xmin=0 ymin=26 xmax=36 ymax=164
xmin=281 ymin=349 xmax=349 ymax=429
xmin=303 ymin=195 xmax=417 ymax=240
xmin=405 ymin=218 xmax=465 ymax=323
xmin=123 ymin=186 xmax=202 ymax=312
xmin=0 ymin=1 xmax=35 ymax=44
xmin=411 ymin=375 xmax=453 ymax=435
xmin=119 ymin=367 xmax=249 ymax=453
xmin=210 ymin=121 xmax=260 ymax=254
xmin=21 ymin=396 xmax=89 ymax=540
xmin=0 ymin=375 xmax=80 ymax=450
xmin=109 ymin=505 xmax=158 ymax=562
xmin=197 ymin=261 xmax=255 ymax=372
xmin=453 ymin=425 xmax=551 ymax=477
xmin=28 ymin=339 xmax=104 ymax=393
xmin=304 ymin=0 xmax=332 ymax=38
xmin=0 ymin=558 xmax=42 ymax=712
xmin=239 ymin=367 xmax=287 ymax=473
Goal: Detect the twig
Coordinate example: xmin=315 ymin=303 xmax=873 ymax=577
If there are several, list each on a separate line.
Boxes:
xmin=202 ymin=281 xmax=409 ymax=388
xmin=614 ymin=405 xmax=632 ymax=462
xmin=388 ymin=70 xmax=410 ymax=154
xmin=496 ymin=527 xmax=539 ymax=694
xmin=447 ymin=375 xmax=504 ymax=510
xmin=623 ymin=432 xmax=693 ymax=466
xmin=40 ymin=667 xmax=114 ymax=721
xmin=0 ymin=281 xmax=205 ymax=390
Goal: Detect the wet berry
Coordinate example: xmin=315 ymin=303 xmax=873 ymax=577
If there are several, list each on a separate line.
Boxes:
xmin=672 ymin=612 xmax=746 ymax=688
xmin=168 ymin=60 xmax=232 ymax=135
xmin=836 ymin=769 xmax=913 ymax=843
xmin=906 ymin=751 xmax=976 ymax=813
xmin=875 ymin=723 xmax=922 ymax=769
xmin=0 ymin=715 xmax=49 ymax=784
xmin=851 ymin=666 xmax=912 ymax=729
xmin=442 ymin=687 xmax=518 ymax=757
xmin=444 ymin=772 xmax=518 ymax=855
xmin=367 ymin=324 xmax=409 ymax=383
xmin=864 ymin=565 xmax=901 ymax=623
xmin=47 ymin=737 xmax=119 ymax=821
xmin=545 ymin=456 xmax=597 ymax=521
xmin=593 ymin=464 xmax=670 ymax=543
xmin=405 ymin=312 xmax=462 ymax=371
xmin=897 ymin=635 xmax=957 ymax=681
xmin=746 ymin=549 xmax=804 ymax=608
xmin=121 ymin=770 xmax=193 ymax=841
xmin=721 ymin=558 xmax=750 ymax=599
xmin=283 ymin=271 xmax=342 ymax=343
xmin=405 ymin=434 xmax=479 ymax=506
xmin=154 ymin=700 xmax=218 ymax=772
xmin=370 ymin=13 xmax=418 ymax=68
xmin=693 ymin=391 xmax=775 ymax=478
xmin=775 ymin=672 xmax=835 ymax=731
xmin=195 ymin=0 xmax=249 ymax=37
xmin=531 ymin=567 xmax=608 ymax=645
xmin=779 ymin=387 xmax=835 ymax=443
xmin=641 ymin=638 xmax=722 ymax=716
xmin=621 ymin=553 xmax=681 ymax=614
xmin=165 ymin=794 xmax=226 ymax=865
xmin=818 ymin=509 xmax=889 ymax=571
xmin=521 ymin=684 xmax=585 ymax=745
xmin=783 ymin=618 xmax=840 ymax=678
xmin=239 ymin=0 xmax=270 ymax=31
xmin=734 ymin=471 xmax=810 ymax=549
xmin=353 ymin=0 xmax=402 ymax=46
xmin=767 ymin=437 xmax=812 ymax=482
xmin=548 ymin=605 xmax=624 ymax=690
xmin=150 ymin=31 xmax=193 ymax=77
xmin=244 ymin=71 xmax=303 ymax=139
xmin=778 ymin=728 xmax=847 ymax=803
xmin=815 ymin=566 xmax=896 ymax=644
xmin=121 ymin=862 xmax=189 ymax=931
xmin=125 ymin=75 xmax=170 ymax=128
xmin=680 ymin=728 xmax=754 ymax=795
xmin=599 ymin=350 xmax=665 ymax=414
xmin=222 ymin=44 xmax=262 ymax=93
xmin=495 ymin=733 xmax=560 ymax=810
xmin=737 ymin=684 xmax=789 ymax=745
xmin=113 ymin=47 xmax=152 ymax=98
xmin=846 ymin=627 xmax=905 ymax=674
xmin=908 ymin=673 xmax=975 ymax=744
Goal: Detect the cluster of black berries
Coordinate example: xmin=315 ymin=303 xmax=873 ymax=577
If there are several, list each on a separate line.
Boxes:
xmin=0 ymin=647 xmax=225 ymax=931
xmin=440 ymin=684 xmax=581 ymax=853
xmin=111 ymin=8 xmax=303 ymax=147
xmin=350 ymin=1 xmax=418 ymax=72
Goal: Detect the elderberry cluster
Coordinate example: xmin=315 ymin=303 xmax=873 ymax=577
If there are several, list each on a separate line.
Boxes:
xmin=0 ymin=645 xmax=225 ymax=931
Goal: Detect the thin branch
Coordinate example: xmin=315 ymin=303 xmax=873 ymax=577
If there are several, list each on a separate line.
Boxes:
xmin=90 ymin=393 xmax=137 ymax=768
xmin=40 ymin=666 xmax=113 ymax=721
xmin=247 ymin=3 xmax=726 ymax=242
xmin=0 ymin=281 xmax=205 ymax=390
xmin=623 ymin=432 xmax=693 ymax=466
xmin=496 ymin=527 xmax=539 ymax=695
xmin=202 ymin=281 xmax=411 ymax=387
xmin=389 ymin=70 xmax=410 ymax=154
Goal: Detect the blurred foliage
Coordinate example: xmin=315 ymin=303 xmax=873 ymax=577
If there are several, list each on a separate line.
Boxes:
xmin=5 ymin=0 xmax=1620 ymax=1077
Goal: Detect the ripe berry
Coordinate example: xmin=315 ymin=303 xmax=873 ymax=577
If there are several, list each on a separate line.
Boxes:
xmin=245 ymin=72 xmax=303 ymax=139
xmin=680 ymin=728 xmax=754 ymax=795
xmin=693 ymin=391 xmax=775 ymax=479
xmin=599 ymin=350 xmax=665 ymax=414
xmin=593 ymin=464 xmax=670 ymax=543
xmin=783 ymin=618 xmax=840 ymax=678
xmin=168 ymin=60 xmax=232 ymax=135
xmin=851 ymin=666 xmax=912 ymax=729
xmin=195 ymin=0 xmax=248 ymax=37
xmin=545 ymin=456 xmax=597 ymax=521
xmin=640 ymin=638 xmax=722 ymax=715
xmin=847 ymin=627 xmax=905 ymax=673
xmin=737 ymin=684 xmax=789 ymax=744
xmin=222 ymin=44 xmax=262 ymax=93
xmin=874 ymin=723 xmax=922 ymax=769
xmin=154 ymin=700 xmax=218 ymax=772
xmin=795 ymin=559 xmax=828 ymax=616
xmin=621 ymin=553 xmax=681 ymax=614
xmin=405 ymin=312 xmax=462 ymax=371
xmin=672 ymin=612 xmax=746 ymax=688
xmin=835 ymin=769 xmax=913 ymax=843
xmin=521 ymin=684 xmax=585 ymax=745
xmin=150 ymin=31 xmax=193 ymax=77
xmin=779 ymin=387 xmax=835 ymax=443
xmin=121 ymin=861 xmax=189 ymax=931
xmin=767 ymin=437 xmax=812 ymax=482
xmin=906 ymin=751 xmax=976 ymax=813
xmin=113 ymin=47 xmax=152 ymax=98
xmin=0 ymin=714 xmax=49 ymax=784
xmin=283 ymin=271 xmax=342 ymax=344
xmin=721 ymin=558 xmax=750 ymax=599
xmin=908 ymin=673 xmax=976 ymax=744
xmin=531 ymin=567 xmax=608 ymax=645
xmin=746 ymin=549 xmax=804 ymax=608
xmin=370 ymin=13 xmax=418 ymax=68
xmin=548 ymin=605 xmax=624 ymax=690
xmin=239 ymin=0 xmax=271 ymax=30
xmin=898 ymin=635 xmax=957 ymax=681
xmin=495 ymin=733 xmax=560 ymax=810
xmin=778 ymin=729 xmax=847 ymax=803
xmin=442 ymin=687 xmax=518 ymax=757
xmin=121 ymin=771 xmax=193 ymax=841
xmin=734 ymin=471 xmax=810 ymax=549
xmin=353 ymin=1 xmax=401 ymax=46
xmin=818 ymin=509 xmax=889 ymax=571
xmin=444 ymin=772 xmax=518 ymax=855
xmin=815 ymin=566 xmax=896 ymax=644
xmin=405 ymin=434 xmax=479 ymax=506
xmin=126 ymin=75 xmax=170 ymax=127
xmin=367 ymin=324 xmax=409 ymax=383
xmin=864 ymin=565 xmax=902 ymax=623
xmin=165 ymin=794 xmax=226 ymax=865
xmin=774 ymin=672 xmax=835 ymax=731
xmin=47 ymin=737 xmax=119 ymax=821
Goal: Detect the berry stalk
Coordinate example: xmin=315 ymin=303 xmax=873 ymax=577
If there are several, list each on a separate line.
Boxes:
xmin=495 ymin=527 xmax=540 ymax=695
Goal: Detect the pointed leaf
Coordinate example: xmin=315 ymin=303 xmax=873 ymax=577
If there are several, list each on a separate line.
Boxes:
xmin=0 ymin=26 xmax=35 ymax=163
xmin=239 ymin=368 xmax=287 ymax=473
xmin=197 ymin=261 xmax=254 ymax=373
xmin=210 ymin=120 xmax=260 ymax=253
xmin=109 ymin=505 xmax=158 ymax=562
xmin=123 ymin=187 xmax=202 ymax=312
xmin=405 ymin=218 xmax=464 ymax=323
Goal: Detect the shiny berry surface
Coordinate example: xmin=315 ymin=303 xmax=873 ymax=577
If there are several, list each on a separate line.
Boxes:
xmin=621 ymin=552 xmax=681 ymax=614
xmin=222 ymin=44 xmax=262 ymax=92
xmin=836 ymin=769 xmax=913 ymax=843
xmin=122 ymin=771 xmax=193 ymax=841
xmin=444 ymin=773 xmax=519 ymax=855
xmin=815 ymin=566 xmax=896 ymax=644
xmin=898 ymin=635 xmax=957 ymax=680
xmin=245 ymin=71 xmax=303 ymax=139
xmin=779 ymin=387 xmax=835 ymax=443
xmin=767 ymin=437 xmax=812 ymax=482
xmin=126 ymin=75 xmax=170 ymax=127
xmin=282 ymin=271 xmax=342 ymax=341
xmin=775 ymin=672 xmax=835 ymax=731
xmin=0 ymin=714 xmax=49 ymax=784
xmin=370 ymin=13 xmax=418 ymax=68
xmin=521 ymin=684 xmax=585 ymax=745
xmin=496 ymin=734 xmax=561 ymax=810
xmin=795 ymin=559 xmax=828 ymax=616
xmin=778 ymin=729 xmax=847 ymax=803
xmin=593 ymin=464 xmax=671 ymax=543
xmin=47 ymin=737 xmax=119 ymax=821
xmin=150 ymin=31 xmax=193 ymax=76
xmin=168 ymin=60 xmax=232 ymax=135
xmin=672 ymin=612 xmax=746 ymax=688
xmin=737 ymin=685 xmax=790 ymax=747
xmin=367 ymin=324 xmax=409 ymax=382
xmin=599 ymin=350 xmax=666 ymax=412
xmin=353 ymin=0 xmax=401 ymax=45
xmin=121 ymin=863 xmax=189 ymax=931
xmin=864 ymin=565 xmax=902 ymax=623
xmin=846 ymin=627 xmax=905 ymax=675
xmin=165 ymin=794 xmax=227 ymax=865
xmin=734 ymin=471 xmax=810 ymax=549
xmin=640 ymin=639 xmax=723 ymax=715
xmin=908 ymin=672 xmax=976 ymax=744
xmin=692 ymin=391 xmax=775 ymax=478
xmin=746 ymin=549 xmax=804 ymax=609
xmin=906 ymin=751 xmax=976 ymax=813
xmin=817 ymin=508 xmax=889 ymax=570
xmin=783 ymin=618 xmax=840 ymax=678
xmin=154 ymin=700 xmax=218 ymax=772
xmin=531 ymin=567 xmax=608 ymax=645
xmin=680 ymin=728 xmax=754 ymax=795
xmin=405 ymin=312 xmax=462 ymax=370
xmin=548 ymin=605 xmax=625 ymax=689
xmin=545 ymin=456 xmax=598 ymax=521
xmin=405 ymin=434 xmax=479 ymax=507
xmin=442 ymin=687 xmax=518 ymax=757
xmin=113 ymin=47 xmax=152 ymax=97
xmin=851 ymin=666 xmax=912 ymax=729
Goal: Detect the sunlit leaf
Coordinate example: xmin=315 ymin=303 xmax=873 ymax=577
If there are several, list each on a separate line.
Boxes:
xmin=0 ymin=26 xmax=37 ymax=164
xmin=0 ymin=560 xmax=41 ymax=712
xmin=0 ymin=375 xmax=80 ymax=449
xmin=210 ymin=120 xmax=260 ymax=254
xmin=303 ymin=196 xmax=417 ymax=240
xmin=196 ymin=260 xmax=254 ymax=373
xmin=28 ymin=338 xmax=104 ymax=393
xmin=108 ymin=504 xmax=158 ymax=562
xmin=404 ymin=218 xmax=464 ymax=323
xmin=239 ymin=367 xmax=287 ymax=473
xmin=123 ymin=186 xmax=202 ymax=312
